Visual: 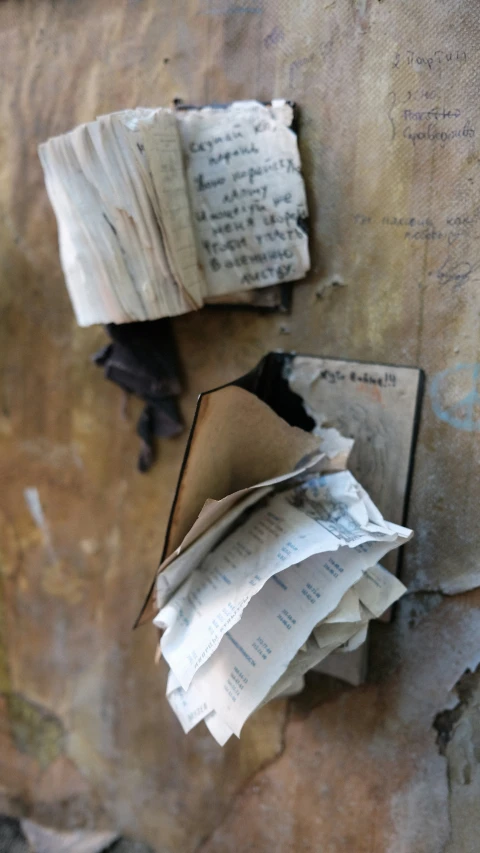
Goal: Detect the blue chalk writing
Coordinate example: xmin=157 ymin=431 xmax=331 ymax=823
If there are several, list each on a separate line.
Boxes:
xmin=199 ymin=3 xmax=263 ymax=14
xmin=430 ymin=363 xmax=480 ymax=432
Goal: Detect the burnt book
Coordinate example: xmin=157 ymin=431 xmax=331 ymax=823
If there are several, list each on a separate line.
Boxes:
xmin=39 ymin=101 xmax=309 ymax=326
xmin=134 ymin=352 xmax=423 ymax=742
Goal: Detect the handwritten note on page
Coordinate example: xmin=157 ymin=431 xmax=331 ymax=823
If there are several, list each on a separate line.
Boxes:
xmin=177 ymin=100 xmax=310 ymax=296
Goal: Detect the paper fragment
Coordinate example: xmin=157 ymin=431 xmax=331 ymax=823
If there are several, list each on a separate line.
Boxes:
xmin=156 ymin=470 xmax=410 ymax=693
xmin=39 ymin=101 xmax=310 ymax=326
xmin=177 ymin=100 xmax=309 ymax=296
xmin=21 ymin=820 xmax=118 ymax=853
xmin=157 ymin=419 xmax=410 ymax=744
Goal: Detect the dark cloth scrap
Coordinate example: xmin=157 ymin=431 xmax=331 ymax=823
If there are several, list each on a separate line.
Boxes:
xmin=93 ymin=318 xmax=183 ymax=472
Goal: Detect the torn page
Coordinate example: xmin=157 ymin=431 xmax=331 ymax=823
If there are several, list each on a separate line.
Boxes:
xmin=352 ymin=562 xmax=407 ymax=619
xmin=336 ymin=623 xmax=368 ymax=653
xmin=165 ymin=565 xmax=397 ymax=743
xmin=166 ymin=670 xmax=211 ymax=734
xmin=156 ymin=486 xmax=273 ymax=610
xmin=155 ymin=445 xmax=325 ymax=610
xmin=313 ymin=426 xmax=354 ymax=471
xmin=322 ymin=586 xmax=364 ymax=623
xmin=204 ymin=711 xmax=234 ymax=747
xmin=266 ymin=633 xmax=362 ymax=705
xmin=177 ymin=100 xmax=310 ymax=296
xmin=154 ymin=412 xmax=411 ymax=744
xmin=155 ymin=470 xmax=410 ymax=691
xmin=163 ymin=549 xmax=408 ymax=738
xmin=266 ymin=563 xmax=406 ymax=701
xmin=185 ymin=526 xmax=409 ymax=736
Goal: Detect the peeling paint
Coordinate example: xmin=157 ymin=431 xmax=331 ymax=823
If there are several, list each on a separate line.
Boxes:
xmin=433 ymin=663 xmax=480 ymax=852
xmin=434 ymin=663 xmax=480 ymax=755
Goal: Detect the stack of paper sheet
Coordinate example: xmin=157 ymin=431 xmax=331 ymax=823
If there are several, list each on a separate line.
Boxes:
xmin=153 ymin=431 xmax=411 ymax=745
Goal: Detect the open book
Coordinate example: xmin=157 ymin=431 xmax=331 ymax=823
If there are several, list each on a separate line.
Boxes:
xmin=39 ymin=100 xmax=310 ymax=326
xmin=143 ymin=386 xmax=411 ymax=745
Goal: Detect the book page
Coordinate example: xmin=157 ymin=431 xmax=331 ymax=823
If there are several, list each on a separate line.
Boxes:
xmin=177 ymin=100 xmax=310 ymax=297
xmin=186 ymin=536 xmax=408 ymax=737
xmin=155 ymin=485 xmax=273 ymax=611
xmin=266 ymin=563 xmax=407 ymax=702
xmin=155 ymin=443 xmax=326 ymax=610
xmin=155 ymin=470 xmax=411 ymax=692
xmin=157 ymin=429 xmax=410 ymax=744
xmin=168 ymin=563 xmax=407 ymax=745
